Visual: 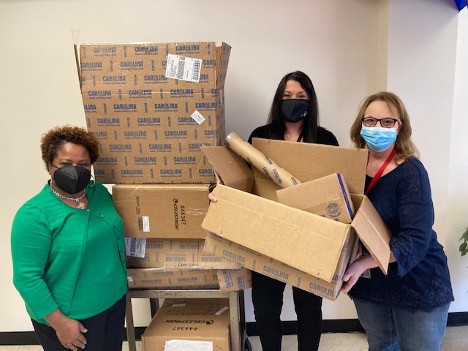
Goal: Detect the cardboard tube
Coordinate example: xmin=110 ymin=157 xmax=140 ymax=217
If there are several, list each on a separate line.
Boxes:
xmin=225 ymin=132 xmax=301 ymax=188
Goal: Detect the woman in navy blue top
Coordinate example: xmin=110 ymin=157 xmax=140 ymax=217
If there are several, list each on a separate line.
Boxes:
xmin=341 ymin=92 xmax=453 ymax=351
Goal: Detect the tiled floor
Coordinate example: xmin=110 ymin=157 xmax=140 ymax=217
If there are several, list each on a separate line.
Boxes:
xmin=0 ymin=326 xmax=466 ymax=350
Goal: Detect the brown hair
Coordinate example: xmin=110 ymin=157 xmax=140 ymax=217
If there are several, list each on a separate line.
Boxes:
xmin=40 ymin=125 xmax=99 ymax=170
xmin=350 ymin=91 xmax=419 ymax=162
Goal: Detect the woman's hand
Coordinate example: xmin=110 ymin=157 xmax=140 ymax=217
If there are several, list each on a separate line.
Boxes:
xmin=208 ymin=193 xmax=218 ymax=203
xmin=55 ymin=318 xmax=87 ymax=350
xmin=341 ymin=255 xmax=378 ymax=293
xmin=45 ymin=309 xmax=87 ymax=350
xmin=208 ymin=182 xmax=220 ymax=203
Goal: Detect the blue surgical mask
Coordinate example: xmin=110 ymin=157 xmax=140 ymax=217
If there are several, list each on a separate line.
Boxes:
xmin=360 ymin=126 xmax=397 ymax=152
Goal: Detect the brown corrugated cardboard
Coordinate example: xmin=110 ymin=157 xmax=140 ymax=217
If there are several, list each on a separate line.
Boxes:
xmin=276 ymin=173 xmax=355 ymax=224
xmin=201 ymin=140 xmax=391 ymax=293
xmin=200 ymin=146 xmax=253 ymax=193
xmin=78 ymin=42 xmax=230 ymax=92
xmin=225 ymin=132 xmax=301 ymax=188
xmin=252 ymin=138 xmax=367 ymax=195
xmin=205 ymin=232 xmax=355 ymax=300
xmin=127 ymin=268 xmax=219 ymax=289
xmin=83 ymin=91 xmax=224 ymax=183
xmin=113 ymin=184 xmax=209 ymax=239
xmin=125 ymin=238 xmax=241 ymax=269
xmin=203 ymin=184 xmax=350 ymax=283
xmin=75 ymin=42 xmax=230 ymax=184
xmin=127 ymin=267 xmax=248 ymax=292
xmin=216 ymin=268 xmax=252 ymax=293
xmin=142 ymin=298 xmax=230 ymax=351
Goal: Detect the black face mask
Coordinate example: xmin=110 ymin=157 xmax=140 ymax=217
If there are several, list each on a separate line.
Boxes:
xmin=281 ymin=99 xmax=310 ymax=123
xmin=52 ymin=165 xmax=91 ymax=194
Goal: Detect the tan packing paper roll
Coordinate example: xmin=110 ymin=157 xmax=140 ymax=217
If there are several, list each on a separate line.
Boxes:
xmin=225 ymin=132 xmax=301 ymax=188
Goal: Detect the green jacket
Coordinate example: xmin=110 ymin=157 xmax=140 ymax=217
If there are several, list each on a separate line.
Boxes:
xmin=11 ymin=182 xmax=127 ymax=324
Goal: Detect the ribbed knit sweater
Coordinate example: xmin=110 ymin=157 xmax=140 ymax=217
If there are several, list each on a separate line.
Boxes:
xmin=11 ymin=182 xmax=127 ymax=324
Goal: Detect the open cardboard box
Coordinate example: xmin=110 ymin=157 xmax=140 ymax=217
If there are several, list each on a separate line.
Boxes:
xmin=200 ymin=138 xmax=392 ymax=299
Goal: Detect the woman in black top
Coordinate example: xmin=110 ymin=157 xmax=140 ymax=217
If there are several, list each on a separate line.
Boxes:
xmin=248 ymin=71 xmax=338 ymax=351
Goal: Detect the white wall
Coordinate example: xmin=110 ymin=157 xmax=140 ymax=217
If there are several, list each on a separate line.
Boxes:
xmin=447 ymin=5 xmax=468 ymax=312
xmin=0 ymin=0 xmax=466 ymax=333
xmin=386 ymin=0 xmax=468 ymax=312
xmin=387 ymin=0 xmax=457 ymax=240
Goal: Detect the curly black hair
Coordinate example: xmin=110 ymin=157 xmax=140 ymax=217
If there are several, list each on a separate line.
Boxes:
xmin=40 ymin=125 xmax=99 ymax=170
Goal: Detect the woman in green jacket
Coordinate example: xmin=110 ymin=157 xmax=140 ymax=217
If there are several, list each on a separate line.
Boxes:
xmin=11 ymin=125 xmax=128 ymax=351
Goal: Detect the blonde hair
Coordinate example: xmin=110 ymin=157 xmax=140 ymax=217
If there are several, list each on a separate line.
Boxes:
xmin=350 ymin=91 xmax=419 ymax=162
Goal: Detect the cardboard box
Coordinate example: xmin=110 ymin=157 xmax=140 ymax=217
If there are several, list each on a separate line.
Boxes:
xmin=127 ymin=267 xmax=249 ymax=292
xmin=201 ymin=140 xmax=391 ymax=297
xmin=77 ymin=42 xmax=229 ymax=91
xmin=75 ymin=42 xmax=230 ymax=184
xmin=216 ymin=267 xmax=252 ymax=293
xmin=205 ymin=229 xmax=354 ymax=300
xmin=113 ymin=184 xmax=210 ymax=239
xmin=142 ymin=298 xmax=230 ymax=351
xmin=276 ymin=173 xmax=354 ymax=224
xmin=125 ymin=238 xmax=241 ymax=269
xmin=127 ymin=268 xmax=219 ymax=289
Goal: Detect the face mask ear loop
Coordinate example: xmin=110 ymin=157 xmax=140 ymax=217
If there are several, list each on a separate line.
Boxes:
xmin=89 ymin=173 xmax=96 ymax=187
xmin=88 ymin=165 xmax=96 ymax=187
xmin=48 ymin=163 xmax=56 ymax=185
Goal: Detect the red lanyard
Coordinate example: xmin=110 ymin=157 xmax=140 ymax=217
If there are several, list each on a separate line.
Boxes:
xmin=365 ymin=149 xmax=396 ymax=194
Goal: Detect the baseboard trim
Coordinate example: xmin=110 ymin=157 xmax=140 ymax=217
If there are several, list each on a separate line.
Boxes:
xmin=1 ymin=312 xmax=467 ymax=345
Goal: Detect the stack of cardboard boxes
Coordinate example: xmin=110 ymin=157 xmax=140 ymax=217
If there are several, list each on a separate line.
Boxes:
xmin=75 ymin=42 xmax=249 ymax=349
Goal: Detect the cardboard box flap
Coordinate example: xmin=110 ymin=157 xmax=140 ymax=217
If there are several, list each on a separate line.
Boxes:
xmin=351 ymin=194 xmax=392 ymax=274
xmin=276 ymin=173 xmax=354 ymax=224
xmin=201 ymin=146 xmax=254 ymax=192
xmin=252 ymin=138 xmax=368 ymax=195
xmin=202 ymin=184 xmax=351 ymax=282
xmin=215 ymin=43 xmax=231 ymax=90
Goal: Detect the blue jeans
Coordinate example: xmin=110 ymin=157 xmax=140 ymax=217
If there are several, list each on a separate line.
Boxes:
xmin=353 ymin=298 xmax=450 ymax=351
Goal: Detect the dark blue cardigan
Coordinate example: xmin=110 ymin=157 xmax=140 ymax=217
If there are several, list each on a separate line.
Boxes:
xmin=349 ymin=158 xmax=453 ymax=311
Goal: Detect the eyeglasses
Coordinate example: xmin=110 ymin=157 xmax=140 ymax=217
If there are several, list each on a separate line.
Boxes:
xmin=362 ymin=117 xmax=399 ymax=128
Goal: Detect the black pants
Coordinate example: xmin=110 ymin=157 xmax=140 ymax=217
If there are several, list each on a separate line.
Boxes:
xmin=251 ymin=272 xmax=323 ymax=351
xmin=31 ymin=294 xmax=126 ymax=351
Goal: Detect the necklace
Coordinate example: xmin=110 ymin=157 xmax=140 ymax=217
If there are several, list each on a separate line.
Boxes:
xmin=50 ymin=186 xmax=87 ymax=209
xmin=285 ymin=133 xmax=302 ymax=142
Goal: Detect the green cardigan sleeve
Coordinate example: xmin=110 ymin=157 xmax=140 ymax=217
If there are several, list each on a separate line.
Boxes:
xmin=11 ymin=204 xmax=59 ymax=320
